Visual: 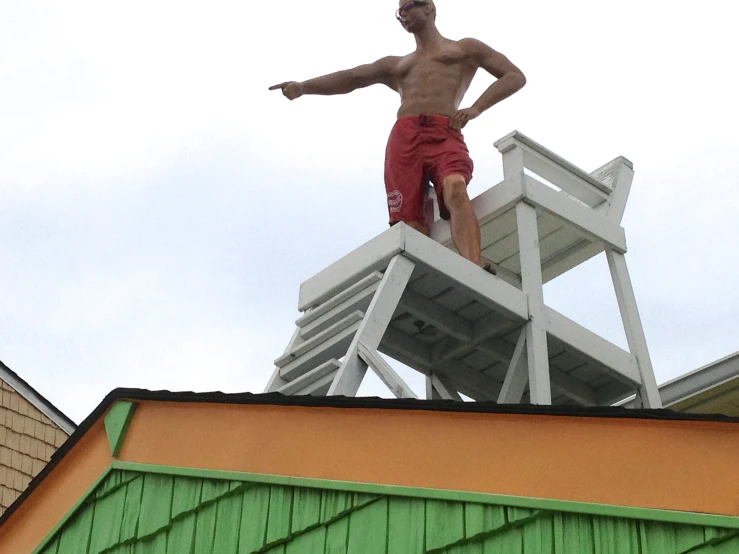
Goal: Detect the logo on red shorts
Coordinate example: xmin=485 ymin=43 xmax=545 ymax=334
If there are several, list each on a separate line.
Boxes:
xmin=387 ymin=190 xmax=403 ymax=212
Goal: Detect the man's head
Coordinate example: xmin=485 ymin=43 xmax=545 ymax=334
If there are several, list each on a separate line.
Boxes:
xmin=396 ymin=0 xmax=436 ymax=33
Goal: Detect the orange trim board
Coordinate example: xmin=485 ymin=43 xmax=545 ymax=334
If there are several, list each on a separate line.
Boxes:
xmin=116 ymin=401 xmax=739 ymax=517
xmin=0 ymin=419 xmax=111 ymax=554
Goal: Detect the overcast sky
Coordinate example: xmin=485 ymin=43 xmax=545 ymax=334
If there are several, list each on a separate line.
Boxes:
xmin=1 ymin=1 xmax=737 ymax=423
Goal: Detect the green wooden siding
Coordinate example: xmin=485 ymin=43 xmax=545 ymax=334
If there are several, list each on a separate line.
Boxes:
xmin=38 ymin=470 xmax=739 ymax=554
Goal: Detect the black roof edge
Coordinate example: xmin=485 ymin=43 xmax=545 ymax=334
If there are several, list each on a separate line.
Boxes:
xmin=0 ymin=359 xmax=77 ymax=434
xmin=2 ymin=387 xmax=737 ymax=529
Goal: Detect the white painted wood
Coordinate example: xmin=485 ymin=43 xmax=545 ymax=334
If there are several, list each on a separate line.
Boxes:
xmin=521 ymin=149 xmax=609 ymax=207
xmin=296 ymin=372 xmax=338 ymax=396
xmin=382 ymin=326 xmax=433 ymax=367
xmin=606 ymin=250 xmax=662 ymax=408
xmin=380 ymin=328 xmax=499 ymax=401
xmin=357 ymin=343 xmax=418 ymax=399
xmin=477 ymin=339 xmax=596 ymax=406
xmin=522 ymin=175 xmax=626 ymax=253
xmin=297 ymin=272 xmax=383 ymax=326
xmin=549 ymin=370 xmax=598 ymax=406
xmin=591 ymin=157 xmax=634 ymax=224
xmin=298 ymin=224 xmax=406 ymax=311
xmin=279 ymin=319 xmax=362 ymax=382
xmin=541 ymin=240 xmax=604 ymax=283
xmin=497 ymin=329 xmax=528 ymax=403
xmin=431 ymin=314 xmax=520 ymax=363
xmin=545 ymin=306 xmax=642 ymax=387
xmin=426 ymin=376 xmax=443 ymax=400
xmin=494 ymin=132 xmax=612 ymax=196
xmin=439 ymin=359 xmax=502 ymax=400
xmin=275 ymin=359 xmax=341 ymax=395
xmin=429 ymin=178 xmax=524 ymax=245
xmin=328 ymin=255 xmax=416 ymax=396
xmin=429 ymin=373 xmax=463 ymax=401
xmin=515 ymin=201 xmax=552 ymax=404
xmin=275 ymin=311 xmax=364 ymax=367
xmin=402 ymin=229 xmax=529 ymax=322
xmin=398 ymin=288 xmax=474 ymax=342
xmin=299 ymin=282 xmax=379 ymax=340
xmin=264 ymin=326 xmax=304 ymax=392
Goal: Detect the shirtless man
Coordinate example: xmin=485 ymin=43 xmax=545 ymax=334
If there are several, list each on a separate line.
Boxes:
xmin=270 ymin=0 xmax=526 ymax=270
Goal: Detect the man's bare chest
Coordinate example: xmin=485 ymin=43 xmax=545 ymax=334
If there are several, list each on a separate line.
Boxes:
xmin=395 ymin=44 xmax=475 ymax=81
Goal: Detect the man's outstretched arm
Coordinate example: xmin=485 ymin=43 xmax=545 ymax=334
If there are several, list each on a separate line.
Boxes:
xmin=450 ymin=39 xmax=527 ymax=130
xmin=270 ymin=56 xmax=399 ymax=100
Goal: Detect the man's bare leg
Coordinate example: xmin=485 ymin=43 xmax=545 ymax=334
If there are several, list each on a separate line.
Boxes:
xmin=441 ymin=175 xmax=482 ymax=266
xmin=404 ymin=220 xmax=429 ymax=236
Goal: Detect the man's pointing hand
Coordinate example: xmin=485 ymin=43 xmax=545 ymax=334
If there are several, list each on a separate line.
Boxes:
xmin=269 ymin=81 xmax=304 ymax=100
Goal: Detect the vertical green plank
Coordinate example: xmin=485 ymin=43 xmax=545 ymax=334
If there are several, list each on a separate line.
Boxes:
xmin=200 ymin=479 xmax=231 ymax=504
xmin=106 ymin=543 xmax=133 ymax=554
xmin=507 ymin=506 xmax=537 ymax=524
xmin=94 ymin=471 xmax=123 ymax=499
xmin=286 ymin=526 xmax=326 ymax=554
xmin=238 ymin=484 xmax=271 ymax=553
xmin=211 ymin=490 xmax=245 ymax=554
xmin=172 ymin=477 xmax=203 ymax=520
xmin=673 ymin=523 xmax=707 ymax=552
xmin=137 ymin=474 xmax=174 ymax=538
xmin=594 ymin=516 xmax=641 ymax=554
xmin=710 ymin=536 xmax=739 ymax=553
xmin=482 ymin=524 xmax=523 ymax=553
xmin=133 ymin=532 xmax=167 ymax=554
xmin=193 ymin=502 xmax=218 ymax=554
xmin=522 ymin=514 xmax=554 ymax=554
xmin=352 ymin=492 xmax=379 ymax=509
xmin=57 ymin=502 xmax=94 ymax=554
xmin=119 ymin=476 xmax=144 ymax=543
xmin=387 ymin=497 xmax=425 ymax=553
xmin=266 ymin=486 xmax=294 ymax=545
xmin=465 ymin=503 xmax=507 ymax=538
xmin=347 ymin=498 xmax=387 ymax=554
xmin=166 ymin=512 xmax=196 ymax=554
xmin=425 ymin=499 xmax=465 ymax=551
xmin=88 ymin=484 xmax=128 ymax=553
xmin=705 ymin=527 xmax=734 ymax=543
xmin=321 ymin=490 xmax=353 ymax=522
xmin=324 ymin=516 xmax=350 ymax=554
xmin=638 ymin=520 xmax=677 ymax=553
xmin=556 ymin=513 xmax=594 ymax=554
xmin=291 ymin=487 xmax=323 ymax=534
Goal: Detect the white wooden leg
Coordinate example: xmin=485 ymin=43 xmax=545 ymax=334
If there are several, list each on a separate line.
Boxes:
xmin=426 ymin=376 xmax=442 ymax=400
xmin=497 ymin=328 xmax=528 ymax=403
xmin=327 ymin=255 xmax=416 ymax=396
xmin=516 ymin=202 xmax=552 ymax=404
xmin=358 ymin=343 xmax=418 ymax=399
xmin=264 ymin=327 xmax=304 ymax=392
xmin=606 ymin=250 xmax=662 ymax=408
xmin=427 ymin=373 xmax=463 ymax=401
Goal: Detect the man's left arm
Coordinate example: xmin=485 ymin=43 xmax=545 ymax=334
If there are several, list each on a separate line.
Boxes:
xmin=450 ymin=39 xmax=526 ymax=130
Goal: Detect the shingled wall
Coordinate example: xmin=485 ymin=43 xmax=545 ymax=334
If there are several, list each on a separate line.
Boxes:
xmin=0 ymin=378 xmax=68 ymax=514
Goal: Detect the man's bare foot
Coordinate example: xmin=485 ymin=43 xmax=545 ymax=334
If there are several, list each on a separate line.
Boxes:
xmin=480 ymin=261 xmax=497 ymax=275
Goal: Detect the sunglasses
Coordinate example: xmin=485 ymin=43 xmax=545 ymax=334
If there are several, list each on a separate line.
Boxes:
xmin=395 ymin=1 xmax=427 ymax=21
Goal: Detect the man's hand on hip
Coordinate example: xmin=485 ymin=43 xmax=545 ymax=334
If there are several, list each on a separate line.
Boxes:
xmin=269 ymin=81 xmax=304 ymax=100
xmin=449 ymin=106 xmax=481 ymax=130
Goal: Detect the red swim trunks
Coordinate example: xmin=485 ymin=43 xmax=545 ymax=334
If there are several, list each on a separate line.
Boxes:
xmin=384 ymin=114 xmax=474 ymax=226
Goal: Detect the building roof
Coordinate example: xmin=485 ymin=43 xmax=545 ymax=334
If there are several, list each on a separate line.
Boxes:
xmin=0 ymin=388 xmax=737 ymax=552
xmin=0 ymin=360 xmax=76 ymax=435
xmin=623 ymin=350 xmax=739 ymax=415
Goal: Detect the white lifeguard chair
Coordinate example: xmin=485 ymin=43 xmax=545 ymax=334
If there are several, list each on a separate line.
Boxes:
xmin=264 ymin=131 xmax=662 ymax=408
